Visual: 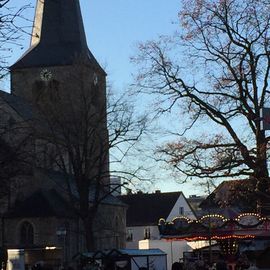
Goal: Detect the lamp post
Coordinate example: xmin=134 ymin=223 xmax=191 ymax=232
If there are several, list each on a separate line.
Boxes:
xmin=56 ymin=227 xmax=67 ymax=267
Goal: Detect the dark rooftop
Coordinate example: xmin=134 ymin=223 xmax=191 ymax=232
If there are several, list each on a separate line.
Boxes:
xmin=0 ymin=90 xmax=33 ymax=120
xmin=118 ymin=192 xmax=183 ymax=226
xmin=11 ymin=0 xmax=104 ymax=73
xmin=199 ymin=179 xmax=260 ymax=213
xmin=5 ymin=189 xmax=75 ymax=218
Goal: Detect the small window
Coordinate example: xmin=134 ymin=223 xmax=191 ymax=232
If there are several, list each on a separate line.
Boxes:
xmin=144 ymin=228 xmax=150 ymax=240
xmin=126 ymin=229 xmax=133 ymax=241
xmin=20 ymin=221 xmax=34 ymax=245
xmin=179 ymin=207 xmax=184 ymax=215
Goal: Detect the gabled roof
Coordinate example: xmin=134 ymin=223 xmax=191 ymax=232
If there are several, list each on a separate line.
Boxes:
xmin=5 ymin=188 xmax=75 ymax=218
xmin=118 ymin=192 xmax=183 ymax=226
xmin=199 ymin=179 xmax=257 ymax=212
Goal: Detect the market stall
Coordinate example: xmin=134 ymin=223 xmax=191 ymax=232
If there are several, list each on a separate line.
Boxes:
xmin=74 ymin=249 xmax=167 ymax=270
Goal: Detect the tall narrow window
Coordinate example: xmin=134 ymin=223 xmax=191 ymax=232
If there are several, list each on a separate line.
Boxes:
xmin=144 ymin=228 xmax=150 ymax=239
xmin=115 ymin=216 xmax=119 ymax=228
xmin=126 ymin=229 xmax=133 ymax=241
xmin=20 ymin=221 xmax=34 ymax=245
xmin=179 ymin=207 xmax=184 ymax=215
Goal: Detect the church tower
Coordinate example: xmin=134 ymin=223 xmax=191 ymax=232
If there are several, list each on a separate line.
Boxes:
xmin=1 ymin=0 xmax=126 ymax=258
xmin=10 ymin=0 xmax=106 ymax=103
xmin=10 ymin=0 xmax=109 ymax=181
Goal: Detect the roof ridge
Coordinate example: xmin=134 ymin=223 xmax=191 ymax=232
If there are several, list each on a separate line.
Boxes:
xmin=119 ymin=191 xmax=182 ymax=196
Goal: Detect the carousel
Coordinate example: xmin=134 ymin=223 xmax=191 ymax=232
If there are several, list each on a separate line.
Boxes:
xmin=158 ymin=212 xmax=270 ymax=269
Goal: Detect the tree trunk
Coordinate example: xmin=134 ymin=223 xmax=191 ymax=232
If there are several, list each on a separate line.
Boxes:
xmin=83 ymin=217 xmax=96 ymax=252
xmin=255 ymin=130 xmax=270 ymax=213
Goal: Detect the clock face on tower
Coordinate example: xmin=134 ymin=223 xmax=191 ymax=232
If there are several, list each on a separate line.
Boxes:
xmin=40 ymin=69 xmax=53 ymax=81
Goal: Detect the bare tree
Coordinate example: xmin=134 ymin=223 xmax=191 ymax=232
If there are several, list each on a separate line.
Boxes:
xmin=0 ymin=96 xmax=34 ymax=208
xmin=0 ymin=0 xmax=33 ymax=196
xmin=0 ymin=96 xmax=34 ymax=266
xmin=0 ymin=0 xmax=32 ymax=78
xmin=132 ymin=0 xmax=270 ymax=211
xmin=0 ymin=97 xmax=34 ymax=212
xmin=35 ymin=66 xmax=147 ymax=251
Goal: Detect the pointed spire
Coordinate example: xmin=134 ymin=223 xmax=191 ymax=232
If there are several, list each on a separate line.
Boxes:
xmin=30 ymin=0 xmax=44 ymax=47
xmin=11 ymin=0 xmax=102 ymax=71
xmin=31 ymin=0 xmax=87 ymax=49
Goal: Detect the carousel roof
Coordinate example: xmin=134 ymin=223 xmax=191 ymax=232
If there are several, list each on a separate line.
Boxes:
xmin=158 ymin=212 xmax=270 ymax=241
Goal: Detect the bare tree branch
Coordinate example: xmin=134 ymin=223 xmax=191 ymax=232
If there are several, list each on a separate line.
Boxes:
xmin=133 ymin=0 xmax=270 ymax=211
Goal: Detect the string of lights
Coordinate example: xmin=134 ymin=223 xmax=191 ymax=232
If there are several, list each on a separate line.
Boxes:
xmin=163 ymin=234 xmax=255 ymax=242
xmin=159 ymin=212 xmax=269 ymax=227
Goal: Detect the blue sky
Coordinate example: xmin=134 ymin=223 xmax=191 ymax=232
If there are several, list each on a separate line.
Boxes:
xmin=83 ymin=0 xmax=180 ymax=90
xmin=4 ymin=0 xmax=205 ymax=196
xmin=84 ymin=1 xmax=205 ymax=196
xmin=5 ymin=0 xmax=181 ymax=90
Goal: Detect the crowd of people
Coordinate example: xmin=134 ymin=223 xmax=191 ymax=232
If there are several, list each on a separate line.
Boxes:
xmin=172 ymin=254 xmax=259 ymax=270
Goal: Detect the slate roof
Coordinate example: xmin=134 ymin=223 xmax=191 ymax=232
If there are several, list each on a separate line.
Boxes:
xmin=118 ymin=192 xmax=182 ymax=226
xmin=199 ymin=179 xmax=253 ymax=210
xmin=5 ymin=188 xmax=75 ymax=218
xmin=4 ymin=168 xmax=125 ymax=219
xmin=0 ymin=90 xmax=33 ymax=120
xmin=197 ymin=179 xmax=270 ymax=215
xmin=11 ymin=0 xmax=105 ymax=74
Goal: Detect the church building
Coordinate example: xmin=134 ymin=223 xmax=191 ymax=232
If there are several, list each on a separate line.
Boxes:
xmin=0 ymin=0 xmax=126 ymax=268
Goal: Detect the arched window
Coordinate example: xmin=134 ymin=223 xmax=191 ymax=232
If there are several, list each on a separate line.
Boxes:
xmin=20 ymin=221 xmax=34 ymax=245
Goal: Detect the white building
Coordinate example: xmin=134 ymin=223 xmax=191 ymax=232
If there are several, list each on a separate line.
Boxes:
xmin=118 ymin=191 xmax=198 ymax=268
